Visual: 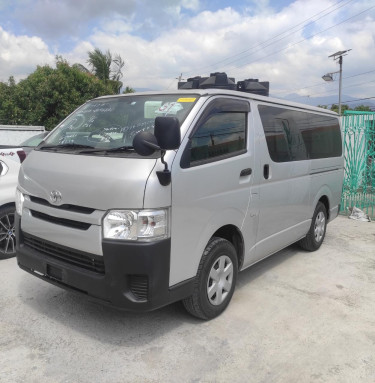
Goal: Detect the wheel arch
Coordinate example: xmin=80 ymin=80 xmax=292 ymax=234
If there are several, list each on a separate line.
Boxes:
xmin=312 ymin=185 xmax=332 ymax=221
xmin=0 ymin=202 xmax=16 ymax=211
xmin=212 ymin=224 xmax=244 ymax=270
xmin=318 ymin=195 xmax=330 ymax=220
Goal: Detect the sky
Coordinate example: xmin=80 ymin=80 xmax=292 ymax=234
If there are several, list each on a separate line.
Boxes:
xmin=0 ymin=0 xmax=374 ymax=104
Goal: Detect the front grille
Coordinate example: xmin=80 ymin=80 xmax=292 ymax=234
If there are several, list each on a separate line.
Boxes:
xmin=129 ymin=275 xmax=149 ymax=301
xmin=23 ymin=233 xmax=105 ymax=274
xmin=30 ymin=196 xmax=95 ymax=214
xmin=30 ymin=210 xmax=91 ymax=230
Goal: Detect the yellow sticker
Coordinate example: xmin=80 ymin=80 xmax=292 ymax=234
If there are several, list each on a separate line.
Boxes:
xmin=177 ymin=97 xmax=196 ymax=102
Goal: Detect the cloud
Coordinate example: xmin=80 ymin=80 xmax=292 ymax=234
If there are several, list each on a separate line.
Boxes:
xmin=16 ymin=0 xmax=136 ymax=39
xmin=0 ymin=26 xmax=54 ymax=82
xmin=1 ymin=0 xmax=374 ymax=101
xmin=14 ymin=0 xmax=201 ymax=40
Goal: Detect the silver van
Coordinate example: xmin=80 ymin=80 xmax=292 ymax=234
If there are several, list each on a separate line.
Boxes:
xmin=15 ymin=89 xmax=343 ymax=319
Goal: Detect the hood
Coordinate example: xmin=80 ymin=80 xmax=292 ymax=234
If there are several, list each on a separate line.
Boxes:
xmin=19 ymin=151 xmax=157 ymax=210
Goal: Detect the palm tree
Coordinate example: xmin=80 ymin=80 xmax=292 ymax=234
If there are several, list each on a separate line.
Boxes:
xmin=86 ymin=48 xmax=125 ymax=93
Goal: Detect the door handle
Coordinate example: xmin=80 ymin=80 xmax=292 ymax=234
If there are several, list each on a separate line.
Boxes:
xmin=240 ymin=168 xmax=252 ymax=177
xmin=263 ymin=164 xmax=270 ymax=179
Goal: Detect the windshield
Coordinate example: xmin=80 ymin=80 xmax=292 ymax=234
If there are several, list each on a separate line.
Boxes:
xmin=40 ymin=94 xmax=199 ymax=154
xmin=21 ymin=132 xmax=48 ymax=147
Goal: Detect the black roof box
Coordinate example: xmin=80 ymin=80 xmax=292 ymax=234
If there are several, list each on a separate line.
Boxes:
xmin=178 ymin=72 xmax=269 ymax=96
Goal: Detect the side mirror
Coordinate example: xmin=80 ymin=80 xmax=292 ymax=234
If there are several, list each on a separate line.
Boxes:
xmin=133 ymin=131 xmax=160 ymax=156
xmin=132 ymin=117 xmax=180 ymax=187
xmin=154 ymin=117 xmax=180 ymax=150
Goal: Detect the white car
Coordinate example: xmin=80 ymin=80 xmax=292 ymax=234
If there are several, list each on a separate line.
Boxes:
xmin=0 ymin=148 xmax=25 ymax=259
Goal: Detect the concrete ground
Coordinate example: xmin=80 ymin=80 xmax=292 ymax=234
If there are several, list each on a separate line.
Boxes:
xmin=0 ymin=215 xmax=374 ymax=383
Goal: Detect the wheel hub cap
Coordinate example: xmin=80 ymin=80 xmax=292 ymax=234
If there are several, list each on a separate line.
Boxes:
xmin=207 ymin=255 xmax=234 ymax=306
xmin=0 ymin=213 xmax=16 ymax=254
xmin=314 ymin=212 xmax=325 ymax=243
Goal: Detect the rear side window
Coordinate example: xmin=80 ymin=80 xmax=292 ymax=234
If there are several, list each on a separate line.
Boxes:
xmin=191 ymin=112 xmax=246 ymax=162
xmin=258 ymin=105 xmax=342 ymax=162
xmin=301 ymin=114 xmax=342 ymax=159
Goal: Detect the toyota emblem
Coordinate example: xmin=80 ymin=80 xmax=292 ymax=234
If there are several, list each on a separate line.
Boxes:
xmin=50 ymin=190 xmax=62 ymax=205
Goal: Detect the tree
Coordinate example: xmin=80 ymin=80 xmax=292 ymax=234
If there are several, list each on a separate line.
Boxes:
xmin=0 ymin=58 xmax=117 ymax=129
xmin=87 ymin=48 xmax=125 ymax=93
xmin=123 ymin=86 xmax=135 ymax=94
xmin=317 ymin=104 xmax=373 ymax=113
xmin=354 ymin=105 xmax=372 ymax=112
xmin=0 ymin=76 xmax=21 ymax=125
xmin=330 ymin=104 xmax=350 ymax=114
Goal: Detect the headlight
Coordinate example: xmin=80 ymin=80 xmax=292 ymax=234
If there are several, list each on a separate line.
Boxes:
xmin=0 ymin=160 xmax=9 ymax=176
xmin=103 ymin=209 xmax=168 ymax=241
xmin=15 ymin=189 xmax=25 ymax=216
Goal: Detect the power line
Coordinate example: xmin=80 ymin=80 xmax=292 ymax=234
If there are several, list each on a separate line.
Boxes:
xmin=210 ymin=0 xmax=356 ymax=74
xmin=272 ymin=69 xmax=375 ymax=96
xmin=166 ymin=4 xmax=375 ymax=93
xmin=343 ymin=96 xmax=375 ymax=103
xmin=285 ymin=78 xmax=375 ymax=100
xmin=323 ymin=96 xmax=375 ymax=105
xmin=229 ymin=4 xmax=375 ymax=78
xmin=182 ymin=0 xmax=354 ymax=77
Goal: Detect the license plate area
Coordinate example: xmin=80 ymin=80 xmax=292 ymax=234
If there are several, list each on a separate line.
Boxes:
xmin=47 ymin=264 xmax=63 ymax=281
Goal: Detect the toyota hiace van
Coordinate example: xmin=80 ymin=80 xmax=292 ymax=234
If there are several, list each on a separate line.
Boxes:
xmin=16 ymin=88 xmax=343 ymax=319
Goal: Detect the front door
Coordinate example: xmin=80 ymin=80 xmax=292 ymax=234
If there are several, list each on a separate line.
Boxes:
xmin=169 ymin=97 xmax=257 ymax=286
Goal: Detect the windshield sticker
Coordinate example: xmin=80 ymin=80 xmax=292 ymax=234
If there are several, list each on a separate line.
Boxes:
xmin=155 ymin=102 xmax=183 ymax=116
xmin=177 ymin=97 xmax=196 ymax=103
xmin=144 ymin=101 xmax=163 ymax=119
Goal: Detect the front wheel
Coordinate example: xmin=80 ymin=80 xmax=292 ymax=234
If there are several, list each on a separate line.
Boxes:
xmin=183 ymin=237 xmax=238 ymax=320
xmin=0 ymin=205 xmax=16 ymax=259
xmin=299 ymin=202 xmax=327 ymax=251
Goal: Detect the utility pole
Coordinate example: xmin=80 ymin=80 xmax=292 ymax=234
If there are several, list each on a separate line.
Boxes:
xmin=176 ymin=73 xmax=184 ymax=82
xmin=322 ymin=49 xmax=351 ymax=115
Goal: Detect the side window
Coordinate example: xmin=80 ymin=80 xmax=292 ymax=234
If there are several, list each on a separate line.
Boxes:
xmin=301 ymin=114 xmax=342 ymax=158
xmin=283 ymin=111 xmax=308 ymax=161
xmin=258 ymin=105 xmax=341 ymax=161
xmin=190 ymin=112 xmax=246 ymax=163
xmin=258 ymin=105 xmax=307 ymax=162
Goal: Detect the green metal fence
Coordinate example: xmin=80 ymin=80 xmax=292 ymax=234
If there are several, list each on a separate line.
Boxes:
xmin=341 ymin=111 xmax=375 ymax=218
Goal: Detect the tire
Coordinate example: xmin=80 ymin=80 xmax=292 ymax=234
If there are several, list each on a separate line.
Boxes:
xmin=183 ymin=237 xmax=238 ymax=320
xmin=0 ymin=205 xmax=16 ymax=259
xmin=299 ymin=202 xmax=327 ymax=252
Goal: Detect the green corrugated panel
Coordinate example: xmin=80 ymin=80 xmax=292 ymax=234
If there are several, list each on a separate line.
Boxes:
xmin=344 ymin=110 xmax=375 ymax=115
xmin=341 ymin=112 xmax=375 ymax=218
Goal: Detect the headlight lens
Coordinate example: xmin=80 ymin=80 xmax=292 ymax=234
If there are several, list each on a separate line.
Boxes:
xmin=0 ymin=160 xmax=9 ymax=176
xmin=15 ymin=189 xmax=25 ymax=216
xmin=103 ymin=209 xmax=168 ymax=241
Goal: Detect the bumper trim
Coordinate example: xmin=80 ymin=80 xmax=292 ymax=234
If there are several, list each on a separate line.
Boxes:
xmin=16 ymin=214 xmax=194 ymax=311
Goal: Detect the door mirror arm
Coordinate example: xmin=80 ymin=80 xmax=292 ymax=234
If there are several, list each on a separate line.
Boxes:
xmin=156 ymin=150 xmax=171 ymax=186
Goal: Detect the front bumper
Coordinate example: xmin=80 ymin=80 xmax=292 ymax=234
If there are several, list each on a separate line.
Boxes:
xmin=15 ymin=215 xmax=193 ymax=311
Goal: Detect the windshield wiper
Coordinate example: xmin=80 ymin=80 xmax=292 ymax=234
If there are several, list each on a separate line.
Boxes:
xmin=79 ymin=146 xmax=134 ymax=154
xmin=38 ymin=143 xmax=95 ymax=151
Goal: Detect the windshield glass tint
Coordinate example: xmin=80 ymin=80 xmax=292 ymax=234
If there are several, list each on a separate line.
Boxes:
xmin=43 ymin=94 xmax=199 ymax=150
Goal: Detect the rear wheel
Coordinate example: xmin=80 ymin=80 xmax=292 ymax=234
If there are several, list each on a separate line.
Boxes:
xmin=183 ymin=237 xmax=238 ymax=320
xmin=0 ymin=205 xmax=16 ymax=259
xmin=299 ymin=202 xmax=327 ymax=251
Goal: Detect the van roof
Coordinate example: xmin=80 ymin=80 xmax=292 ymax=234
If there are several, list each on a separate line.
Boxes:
xmin=96 ymin=89 xmax=339 ymax=116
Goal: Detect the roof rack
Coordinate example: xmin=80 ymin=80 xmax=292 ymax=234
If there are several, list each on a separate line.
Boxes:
xmin=178 ymin=72 xmax=269 ymax=96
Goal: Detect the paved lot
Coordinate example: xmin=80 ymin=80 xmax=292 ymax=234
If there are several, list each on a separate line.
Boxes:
xmin=1 ymin=216 xmax=374 ymax=383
